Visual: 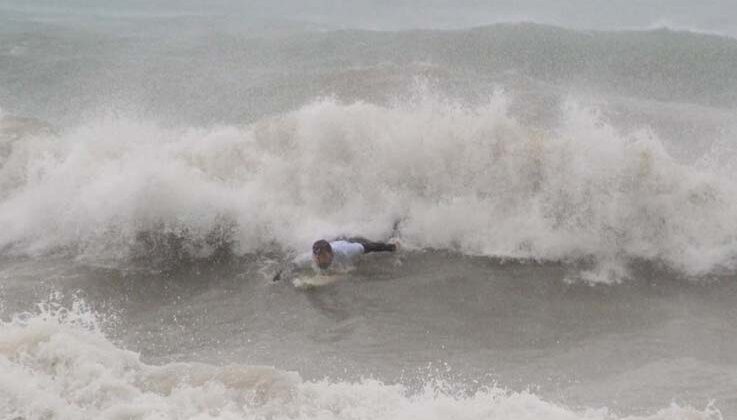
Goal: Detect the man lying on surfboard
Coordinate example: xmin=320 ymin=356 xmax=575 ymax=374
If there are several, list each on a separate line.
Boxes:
xmin=272 ymin=237 xmax=399 ymax=281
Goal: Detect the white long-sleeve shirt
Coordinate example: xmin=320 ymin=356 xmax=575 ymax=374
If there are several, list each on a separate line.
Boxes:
xmin=292 ymin=240 xmax=365 ymax=271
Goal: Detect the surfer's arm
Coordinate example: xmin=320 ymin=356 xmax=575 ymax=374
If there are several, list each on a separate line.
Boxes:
xmin=273 ymin=252 xmax=312 ymax=281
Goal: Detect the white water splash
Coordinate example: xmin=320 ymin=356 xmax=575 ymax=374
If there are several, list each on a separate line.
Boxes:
xmin=0 ymin=298 xmax=723 ymax=420
xmin=0 ymin=93 xmax=735 ymax=281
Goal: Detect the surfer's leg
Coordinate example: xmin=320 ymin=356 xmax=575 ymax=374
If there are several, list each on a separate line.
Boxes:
xmin=347 ymin=237 xmax=396 ymax=253
xmin=362 ymin=242 xmax=396 ymax=253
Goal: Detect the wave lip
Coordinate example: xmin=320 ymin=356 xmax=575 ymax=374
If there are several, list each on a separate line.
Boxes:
xmin=0 ymin=299 xmax=723 ymax=420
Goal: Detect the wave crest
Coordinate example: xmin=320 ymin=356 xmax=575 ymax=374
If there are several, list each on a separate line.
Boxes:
xmin=0 ymin=93 xmax=735 ymax=280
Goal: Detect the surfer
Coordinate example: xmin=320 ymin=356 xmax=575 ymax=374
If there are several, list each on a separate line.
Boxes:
xmin=311 ymin=237 xmax=398 ymax=269
xmin=272 ymin=237 xmax=399 ymax=281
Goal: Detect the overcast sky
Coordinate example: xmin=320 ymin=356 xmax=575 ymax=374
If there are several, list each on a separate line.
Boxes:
xmin=1 ymin=0 xmax=735 ymax=36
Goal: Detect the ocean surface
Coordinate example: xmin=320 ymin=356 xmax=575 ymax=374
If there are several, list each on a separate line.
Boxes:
xmin=1 ymin=1 xmax=736 ymax=419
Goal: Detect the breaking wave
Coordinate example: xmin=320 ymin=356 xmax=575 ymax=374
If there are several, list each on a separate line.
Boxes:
xmin=0 ymin=297 xmax=722 ymax=420
xmin=1 ymin=92 xmax=736 ymax=282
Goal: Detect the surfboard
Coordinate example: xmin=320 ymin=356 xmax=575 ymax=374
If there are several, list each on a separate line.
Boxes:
xmin=292 ymin=274 xmax=342 ymax=289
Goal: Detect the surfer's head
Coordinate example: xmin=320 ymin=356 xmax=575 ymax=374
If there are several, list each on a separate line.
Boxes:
xmin=312 ymin=239 xmax=333 ymax=269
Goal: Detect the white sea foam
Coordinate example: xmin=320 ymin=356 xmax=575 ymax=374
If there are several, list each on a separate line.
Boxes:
xmin=0 ymin=92 xmax=735 ymax=281
xmin=0 ymin=298 xmax=723 ymax=420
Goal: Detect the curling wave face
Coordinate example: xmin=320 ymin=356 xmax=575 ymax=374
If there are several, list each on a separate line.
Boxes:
xmin=0 ymin=298 xmax=722 ymax=420
xmin=0 ymin=93 xmax=736 ymax=281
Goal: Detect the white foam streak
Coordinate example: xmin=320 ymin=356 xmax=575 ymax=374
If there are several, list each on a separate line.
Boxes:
xmin=1 ymin=93 xmax=736 ymax=280
xmin=0 ymin=300 xmax=723 ymax=420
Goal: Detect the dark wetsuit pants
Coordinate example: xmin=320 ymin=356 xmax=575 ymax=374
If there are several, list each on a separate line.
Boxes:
xmin=344 ymin=237 xmax=396 ymax=253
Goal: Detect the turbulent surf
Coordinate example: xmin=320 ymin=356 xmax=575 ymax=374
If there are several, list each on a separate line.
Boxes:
xmin=1 ymin=1 xmax=736 ymax=418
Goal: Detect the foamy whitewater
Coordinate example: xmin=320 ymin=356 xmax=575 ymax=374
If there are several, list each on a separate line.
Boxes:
xmin=1 ymin=1 xmax=737 ymax=419
xmin=2 ymin=94 xmax=737 ymax=281
xmin=0 ymin=299 xmax=721 ymax=420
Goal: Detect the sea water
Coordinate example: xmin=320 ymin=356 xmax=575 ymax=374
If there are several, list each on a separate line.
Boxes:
xmin=1 ymin=1 xmax=736 ymax=418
